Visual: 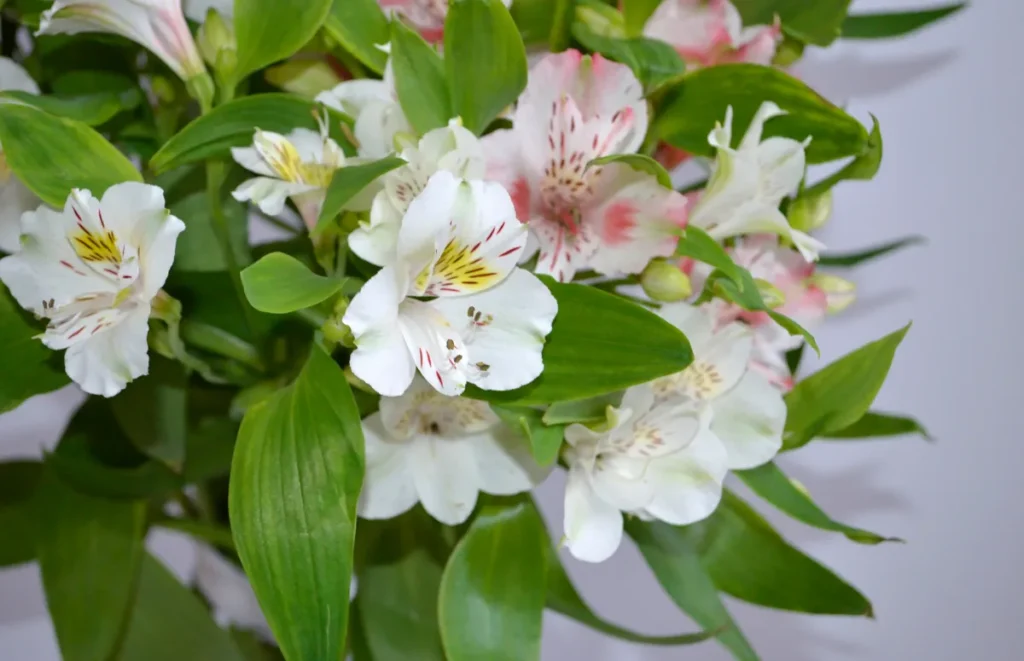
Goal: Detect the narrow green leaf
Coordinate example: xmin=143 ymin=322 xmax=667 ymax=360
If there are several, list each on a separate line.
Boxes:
xmin=621 ymin=0 xmax=664 ymax=36
xmin=492 ymin=405 xmax=564 ymax=466
xmin=842 ymin=3 xmax=966 ymax=39
xmin=315 ymin=157 xmax=406 ymax=232
xmin=229 ymin=346 xmax=365 ymax=661
xmin=466 ymin=278 xmax=694 ymax=405
xmin=802 ymin=116 xmax=883 ymax=198
xmin=1 ymin=87 xmax=142 ymax=126
xmin=241 ymin=252 xmax=348 ymax=314
xmin=628 ymin=519 xmax=758 ymax=661
xmin=150 ymin=95 xmax=352 ymax=173
xmin=172 ymin=192 xmax=252 ymax=272
xmin=571 ymin=22 xmax=685 ymax=92
xmin=118 ymin=553 xmax=247 ymax=661
xmin=822 ymin=411 xmax=931 ymax=440
xmin=0 ymin=460 xmax=42 ymax=567
xmin=36 ymin=466 xmax=146 ymax=661
xmin=0 ymin=102 xmax=141 ymax=207
xmin=817 ymin=235 xmax=925 ymax=268
xmin=0 ymin=284 xmax=69 ymax=413
xmin=390 ymin=20 xmax=452 ymax=135
xmin=784 ymin=324 xmax=911 ymax=450
xmin=549 ymin=0 xmax=576 ymax=51
xmin=700 ymin=492 xmax=873 ymax=616
xmin=589 ymin=153 xmax=673 ymax=188
xmin=510 ymin=0 xmax=559 ymax=45
xmin=232 ymin=0 xmax=333 ymax=83
xmin=323 ymin=0 xmax=391 ymax=74
xmin=111 ymin=358 xmax=188 ymax=470
xmin=738 ymin=462 xmax=897 ymax=544
xmin=445 ymin=0 xmax=528 ymax=136
xmin=439 ymin=498 xmax=547 ymax=661
xmin=655 ymin=64 xmax=869 ymax=164
xmin=732 ymin=0 xmax=852 ymax=46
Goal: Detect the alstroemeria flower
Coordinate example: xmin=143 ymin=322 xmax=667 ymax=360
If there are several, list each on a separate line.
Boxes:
xmin=0 ymin=183 xmax=185 ymax=397
xmin=39 ymin=0 xmax=206 ymax=81
xmin=563 ymin=384 xmax=728 ymax=563
xmin=350 ymin=119 xmax=485 ymax=267
xmin=484 ymin=50 xmax=687 ymax=281
xmin=316 ymin=59 xmax=411 ymax=160
xmin=689 ymin=102 xmax=825 ymax=261
xmin=652 ymin=302 xmax=786 ymax=469
xmin=231 ymin=114 xmax=347 ymax=229
xmin=343 ymin=170 xmax=558 ymax=397
xmin=378 ymin=0 xmax=512 ymax=43
xmin=360 ymin=376 xmax=545 ymax=524
xmin=0 ymin=57 xmax=41 ymax=254
xmin=643 ymin=0 xmax=781 ymax=68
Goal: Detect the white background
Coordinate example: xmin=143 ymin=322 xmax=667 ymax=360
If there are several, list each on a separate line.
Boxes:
xmin=2 ymin=0 xmax=1021 ymax=659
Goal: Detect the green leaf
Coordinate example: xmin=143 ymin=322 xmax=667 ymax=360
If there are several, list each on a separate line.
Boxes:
xmin=628 ymin=519 xmax=757 ymax=661
xmin=323 ymin=0 xmax=391 ymax=74
xmin=241 ymin=252 xmax=348 ymax=314
xmin=732 ymin=0 xmax=852 ymax=46
xmin=822 ymin=411 xmax=931 ymax=440
xmin=0 ymin=284 xmax=69 ymax=413
xmin=445 ymin=0 xmax=528 ymax=135
xmin=0 ymin=460 xmax=42 ymax=567
xmin=621 ymin=0 xmax=664 ymax=35
xmin=784 ymin=324 xmax=911 ymax=450
xmin=150 ymin=94 xmax=352 ymax=174
xmin=571 ymin=22 xmax=685 ymax=92
xmin=357 ymin=512 xmax=447 ymax=661
xmin=700 ymin=492 xmax=872 ymax=616
xmin=36 ymin=465 xmax=146 ymax=661
xmin=315 ymin=157 xmax=406 ymax=233
xmin=390 ymin=20 xmax=451 ymax=135
xmin=466 ymin=278 xmax=694 ymax=405
xmin=118 ymin=553 xmax=247 ymax=661
xmin=589 ymin=153 xmax=673 ymax=188
xmin=111 ymin=358 xmax=188 ymax=470
xmin=492 ymin=405 xmax=564 ymax=466
xmin=842 ymin=3 xmax=966 ymax=39
xmin=801 ymin=116 xmax=883 ymax=198
xmin=439 ymin=497 xmax=547 ymax=661
xmin=817 ymin=235 xmax=925 ymax=268
xmin=0 ymin=102 xmax=141 ymax=207
xmin=232 ymin=0 xmax=333 ymax=84
xmin=1 ymin=86 xmax=142 ymax=126
xmin=229 ymin=346 xmax=365 ymax=661
xmin=549 ymin=0 xmax=576 ymax=51
xmin=510 ymin=0 xmax=559 ymax=45
xmin=172 ymin=192 xmax=252 ymax=272
xmin=656 ymin=64 xmax=869 ymax=164
xmin=541 ymin=393 xmax=620 ymax=425
xmin=737 ymin=462 xmax=897 ymax=544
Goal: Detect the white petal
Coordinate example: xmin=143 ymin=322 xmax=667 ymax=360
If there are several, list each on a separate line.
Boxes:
xmin=344 ymin=267 xmax=417 ymax=397
xmin=470 ymin=427 xmax=547 ymax=496
xmin=695 ymin=321 xmax=754 ymax=398
xmin=711 ymin=370 xmax=785 ymax=470
xmin=429 ymin=269 xmax=557 ymax=392
xmin=353 ymin=99 xmax=410 ymax=159
xmin=0 ymin=57 xmax=40 ymax=94
xmin=643 ymin=426 xmax=728 ymax=526
xmin=409 ymin=436 xmax=480 ymax=525
xmin=232 ymin=177 xmax=317 ymax=217
xmin=756 ymin=137 xmax=807 ymax=202
xmin=231 ymin=145 xmax=277 ymax=178
xmin=0 ymin=177 xmax=38 ymax=253
xmin=396 ymin=170 xmax=461 ymax=284
xmin=349 ymin=193 xmax=402 ymax=267
xmin=739 ymin=102 xmax=785 ymax=152
xmin=192 ymin=545 xmax=272 ymax=641
xmin=184 ymin=0 xmax=234 ymax=21
xmin=64 ymin=302 xmax=150 ymax=397
xmin=564 ymin=467 xmax=624 ymax=563
xmin=316 ymin=79 xmax=391 ymax=116
xmin=657 ymin=302 xmax=714 ymax=352
xmin=397 ymin=298 xmax=467 ymax=396
xmin=358 ymin=414 xmax=419 ymax=520
xmin=419 ymin=120 xmax=486 ymax=181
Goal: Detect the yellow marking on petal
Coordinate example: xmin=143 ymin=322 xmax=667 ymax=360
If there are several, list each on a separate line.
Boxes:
xmin=113 ymin=287 xmax=133 ymax=307
xmin=254 ymin=131 xmax=337 ymax=187
xmin=430 ymin=239 xmax=501 ymax=293
xmin=71 ymin=226 xmax=122 ymax=265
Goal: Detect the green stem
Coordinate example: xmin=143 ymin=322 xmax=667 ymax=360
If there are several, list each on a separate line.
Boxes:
xmin=156 ymin=517 xmax=236 ymax=551
xmin=206 ymin=162 xmax=260 ymax=340
xmin=180 ymin=319 xmax=265 ymax=372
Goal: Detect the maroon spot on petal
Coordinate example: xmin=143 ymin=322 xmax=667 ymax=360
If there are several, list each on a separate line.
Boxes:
xmin=68 ymin=327 xmax=85 ymax=339
xmin=499 ymin=246 xmax=520 ymax=257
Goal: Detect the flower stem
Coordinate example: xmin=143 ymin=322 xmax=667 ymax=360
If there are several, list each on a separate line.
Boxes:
xmin=156 ymin=516 xmax=236 ymax=552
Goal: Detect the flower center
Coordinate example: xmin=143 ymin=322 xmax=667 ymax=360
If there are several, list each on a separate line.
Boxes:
xmin=652 ymin=361 xmax=724 ymax=402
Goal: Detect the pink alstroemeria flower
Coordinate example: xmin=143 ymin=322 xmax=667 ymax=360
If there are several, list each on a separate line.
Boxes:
xmin=483 ymin=50 xmax=688 ymax=282
xmin=378 ymin=0 xmax=512 ymax=43
xmin=643 ymin=0 xmax=781 ymax=68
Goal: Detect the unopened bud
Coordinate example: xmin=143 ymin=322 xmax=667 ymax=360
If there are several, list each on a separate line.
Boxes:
xmin=266 ymin=59 xmax=343 ymax=99
xmin=773 ymin=35 xmax=805 ymax=67
xmin=789 ymin=190 xmax=833 ymax=233
xmin=575 ymin=3 xmax=626 ymax=38
xmin=755 ymin=278 xmax=786 ymax=309
xmin=322 ymin=297 xmax=355 ymax=348
xmin=197 ymin=9 xmax=237 ymax=75
xmin=807 ymin=273 xmax=856 ymax=313
xmin=641 ymin=259 xmax=692 ymax=302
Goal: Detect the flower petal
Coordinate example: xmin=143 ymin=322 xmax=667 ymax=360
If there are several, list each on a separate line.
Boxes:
xmin=0 ymin=177 xmax=38 ymax=254
xmin=710 ymin=370 xmax=785 ymax=470
xmin=358 ymin=413 xmax=419 ymax=520
xmin=470 ymin=426 xmax=548 ymax=496
xmin=564 ymin=467 xmax=624 ymax=563
xmin=409 ymin=436 xmax=480 ymax=525
xmin=344 ymin=266 xmax=417 ymax=397
xmin=397 ymin=298 xmax=467 ymax=396
xmin=0 ymin=56 xmax=39 ymax=94
xmin=64 ymin=302 xmax=150 ymax=397
xmin=642 ymin=425 xmax=728 ymax=526
xmin=232 ymin=177 xmax=317 ymax=216
xmin=348 ymin=193 xmax=403 ymax=267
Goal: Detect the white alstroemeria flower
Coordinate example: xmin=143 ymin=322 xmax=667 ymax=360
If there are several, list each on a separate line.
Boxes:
xmin=652 ymin=303 xmax=786 ymax=470
xmin=183 ymin=0 xmax=231 ymax=21
xmin=0 ymin=57 xmax=41 ymax=254
xmin=38 ymin=0 xmax=206 ymax=81
xmin=361 ymin=377 xmax=546 ymax=525
xmin=316 ymin=60 xmax=411 ymax=160
xmin=0 ymin=183 xmax=185 ymax=397
xmin=350 ymin=119 xmax=485 ymax=267
xmin=231 ymin=114 xmax=347 ymax=229
xmin=344 ymin=170 xmax=558 ymax=398
xmin=563 ymin=385 xmax=729 ymax=563
xmin=689 ymin=102 xmax=825 ymax=261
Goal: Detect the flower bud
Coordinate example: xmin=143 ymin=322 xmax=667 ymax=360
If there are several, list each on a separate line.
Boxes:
xmin=197 ymin=9 xmax=237 ymax=75
xmin=773 ymin=35 xmax=805 ymax=67
xmin=575 ymin=2 xmax=626 ymax=38
xmin=754 ymin=278 xmax=786 ymax=309
xmin=807 ymin=273 xmax=856 ymax=313
xmin=641 ymin=259 xmax=692 ymax=302
xmin=788 ymin=190 xmax=833 ymax=233
xmin=322 ymin=297 xmax=355 ymax=348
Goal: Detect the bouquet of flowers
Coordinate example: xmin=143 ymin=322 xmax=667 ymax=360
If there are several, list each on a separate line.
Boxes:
xmin=0 ymin=0 xmax=957 ymax=659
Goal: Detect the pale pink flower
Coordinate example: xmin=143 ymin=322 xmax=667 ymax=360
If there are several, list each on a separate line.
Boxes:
xmin=483 ymin=50 xmax=687 ymax=282
xmin=643 ymin=0 xmax=781 ymax=68
xmin=378 ymin=0 xmax=512 ymax=43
